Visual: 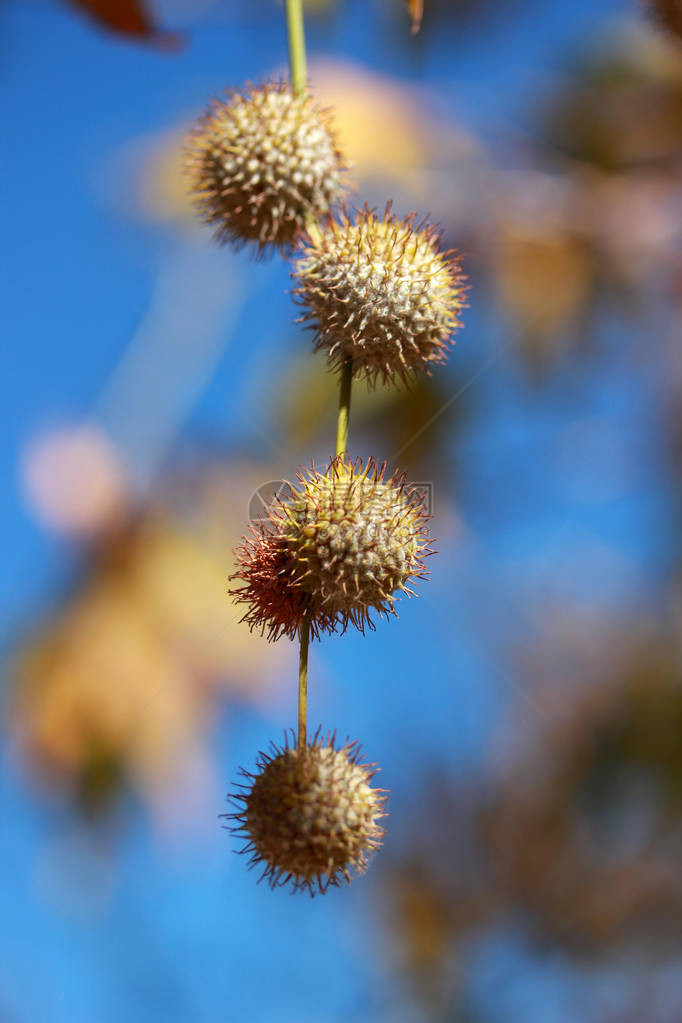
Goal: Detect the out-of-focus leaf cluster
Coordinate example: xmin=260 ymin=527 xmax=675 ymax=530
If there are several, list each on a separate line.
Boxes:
xmin=7 ymin=456 xmax=285 ymax=819
xmin=380 ymin=609 xmax=682 ymax=1017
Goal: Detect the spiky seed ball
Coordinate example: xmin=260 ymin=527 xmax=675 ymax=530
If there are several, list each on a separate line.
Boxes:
xmin=293 ymin=204 xmax=466 ymax=385
xmin=229 ymin=523 xmax=337 ymax=642
xmin=228 ymin=731 xmax=387 ymax=894
xmin=273 ymin=456 xmax=432 ymax=633
xmin=185 ymin=81 xmax=347 ymax=255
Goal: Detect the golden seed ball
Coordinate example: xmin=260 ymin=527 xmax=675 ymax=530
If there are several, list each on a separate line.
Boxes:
xmin=293 ymin=204 xmax=466 ymax=385
xmin=275 ymin=457 xmax=431 ymax=633
xmin=228 ymin=733 xmax=387 ymax=895
xmin=185 ymin=81 xmax=347 ymax=255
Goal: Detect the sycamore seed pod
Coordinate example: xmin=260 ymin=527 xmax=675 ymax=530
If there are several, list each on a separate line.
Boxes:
xmin=293 ymin=204 xmax=465 ymax=385
xmin=230 ymin=458 xmax=432 ymax=639
xmin=229 ymin=523 xmax=336 ymax=642
xmin=279 ymin=456 xmax=432 ymax=633
xmin=185 ymin=81 xmax=347 ymax=255
xmin=227 ymin=731 xmax=387 ymax=895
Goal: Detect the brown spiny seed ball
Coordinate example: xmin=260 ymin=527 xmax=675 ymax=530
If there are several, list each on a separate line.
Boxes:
xmin=185 ymin=81 xmax=347 ymax=255
xmin=274 ymin=457 xmax=431 ymax=633
xmin=229 ymin=523 xmax=337 ymax=642
xmin=228 ymin=733 xmax=387 ymax=894
xmin=293 ymin=204 xmax=465 ymax=385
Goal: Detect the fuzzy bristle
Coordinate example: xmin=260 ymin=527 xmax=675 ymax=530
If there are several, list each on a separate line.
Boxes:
xmin=226 ymin=730 xmax=388 ymax=895
xmin=185 ymin=81 xmax=348 ymax=255
xmin=293 ymin=204 xmax=466 ymax=385
xmin=229 ymin=524 xmax=337 ymax=642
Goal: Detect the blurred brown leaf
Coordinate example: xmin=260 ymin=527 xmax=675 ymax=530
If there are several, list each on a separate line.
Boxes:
xmin=648 ymin=0 xmax=682 ymax=40
xmin=495 ymin=224 xmax=593 ymax=370
xmin=540 ymin=30 xmax=682 ymax=172
xmin=407 ymin=0 xmax=424 ymax=33
xmin=7 ymin=459 xmax=286 ymax=818
xmin=66 ymin=0 xmax=181 ymax=47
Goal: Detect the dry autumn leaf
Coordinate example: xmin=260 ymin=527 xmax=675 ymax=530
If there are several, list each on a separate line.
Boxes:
xmin=648 ymin=0 xmax=682 ymax=39
xmin=407 ymin=0 xmax=424 ymax=33
xmin=66 ymin=0 xmax=181 ymax=47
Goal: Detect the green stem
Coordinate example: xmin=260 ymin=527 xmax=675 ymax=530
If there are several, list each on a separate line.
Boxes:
xmin=287 ymin=0 xmax=311 ymax=751
xmin=335 ymin=358 xmax=353 ymax=458
xmin=286 ymin=0 xmax=308 ymax=95
xmin=298 ymin=609 xmax=311 ymax=750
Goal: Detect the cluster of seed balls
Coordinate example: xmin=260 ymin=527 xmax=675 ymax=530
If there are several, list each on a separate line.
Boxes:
xmin=186 ymin=80 xmax=464 ymax=895
xmin=186 ymin=80 xmax=465 ymax=384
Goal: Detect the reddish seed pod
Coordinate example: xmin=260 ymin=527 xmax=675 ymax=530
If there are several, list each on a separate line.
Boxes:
xmin=230 ymin=524 xmax=337 ymax=642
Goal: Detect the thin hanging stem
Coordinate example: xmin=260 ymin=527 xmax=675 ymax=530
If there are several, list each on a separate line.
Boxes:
xmin=335 ymin=358 xmax=353 ymax=458
xmin=286 ymin=0 xmax=307 ymax=96
xmin=286 ymin=0 xmax=311 ymax=752
xmin=298 ymin=609 xmax=311 ymax=750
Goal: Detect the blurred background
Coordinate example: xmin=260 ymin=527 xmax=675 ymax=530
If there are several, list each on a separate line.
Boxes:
xmin=2 ymin=0 xmax=682 ymax=1019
